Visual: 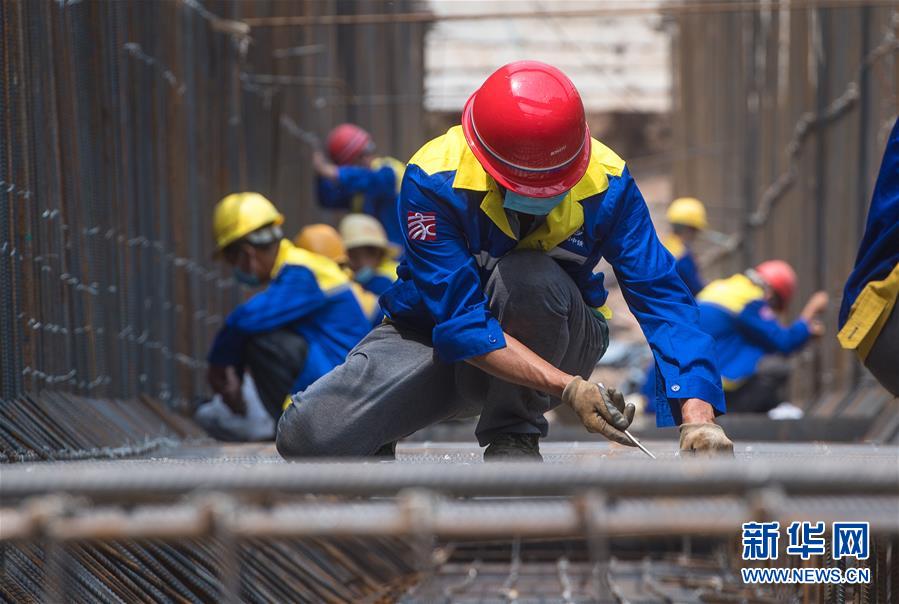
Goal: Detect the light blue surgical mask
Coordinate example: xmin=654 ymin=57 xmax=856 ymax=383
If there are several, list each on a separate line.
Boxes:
xmin=502 ymin=190 xmax=568 ymax=215
xmin=233 ymin=268 xmax=261 ymax=287
xmin=354 ymin=266 xmax=375 ymax=284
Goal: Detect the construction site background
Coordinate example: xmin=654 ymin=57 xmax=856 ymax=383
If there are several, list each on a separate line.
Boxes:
xmin=4 ymin=0 xmax=897 ymax=434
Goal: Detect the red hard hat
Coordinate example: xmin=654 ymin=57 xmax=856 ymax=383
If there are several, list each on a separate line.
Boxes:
xmin=327 ymin=124 xmax=372 ymax=165
xmin=461 ymin=61 xmax=592 ymax=198
xmin=755 ymin=260 xmax=797 ymax=307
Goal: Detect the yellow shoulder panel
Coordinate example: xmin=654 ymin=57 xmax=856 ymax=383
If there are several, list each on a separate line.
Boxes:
xmin=372 ymin=156 xmax=406 ymax=192
xmin=590 ymin=138 xmax=626 ymax=177
xmin=569 ymin=138 xmax=627 ymax=203
xmin=696 ymin=273 xmax=764 ymax=314
xmin=271 ymin=240 xmax=351 ymax=294
xmin=408 ymin=126 xmax=471 ymax=178
xmin=376 ymin=258 xmax=399 ymax=280
xmin=351 ymin=282 xmax=380 ymax=320
xmin=838 ymin=262 xmax=899 ymax=358
xmin=662 ymin=233 xmax=686 ymax=259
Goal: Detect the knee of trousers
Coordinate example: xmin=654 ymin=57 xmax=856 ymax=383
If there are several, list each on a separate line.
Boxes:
xmin=490 ymin=250 xmax=578 ymax=312
xmin=275 ymin=401 xmax=351 ymax=458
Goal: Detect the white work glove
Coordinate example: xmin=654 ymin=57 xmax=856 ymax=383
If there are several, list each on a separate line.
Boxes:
xmin=679 ymin=423 xmax=734 ymax=457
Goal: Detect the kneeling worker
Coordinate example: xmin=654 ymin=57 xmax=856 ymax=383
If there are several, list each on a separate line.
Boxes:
xmin=294 ymin=223 xmax=382 ymax=325
xmin=278 ymin=61 xmax=733 ymax=460
xmin=339 ymin=213 xmax=399 ymax=296
xmin=697 ymin=260 xmax=828 ymax=413
xmin=207 ymin=193 xmax=371 ymax=421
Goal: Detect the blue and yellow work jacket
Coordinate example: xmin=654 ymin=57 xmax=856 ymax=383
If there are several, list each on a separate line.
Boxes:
xmin=317 ymin=156 xmax=406 ymax=246
xmin=356 ymin=258 xmax=399 ymax=297
xmin=208 ymin=240 xmax=371 ymax=393
xmin=838 ymin=118 xmax=899 ymax=359
xmin=379 ymin=126 xmax=724 ymax=427
xmin=697 ymin=274 xmax=810 ymax=389
xmin=662 ymin=233 xmax=704 ymax=296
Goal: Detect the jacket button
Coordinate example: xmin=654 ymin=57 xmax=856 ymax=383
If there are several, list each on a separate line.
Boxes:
xmin=671 ymin=384 xmax=681 ymax=392
xmin=488 ymin=335 xmax=497 ymax=344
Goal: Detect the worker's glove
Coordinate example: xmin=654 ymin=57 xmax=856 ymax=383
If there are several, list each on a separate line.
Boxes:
xmin=679 ymin=423 xmax=734 ymax=457
xmin=562 ymin=377 xmax=636 ymax=446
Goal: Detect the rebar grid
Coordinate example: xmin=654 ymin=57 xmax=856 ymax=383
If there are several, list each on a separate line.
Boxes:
xmin=2 ymin=455 xmax=898 ymax=500
xmin=0 ymin=0 xmax=426 ymax=429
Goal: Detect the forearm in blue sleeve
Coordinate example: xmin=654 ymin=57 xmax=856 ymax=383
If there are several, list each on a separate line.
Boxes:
xmin=226 ymin=267 xmax=327 ymax=334
xmin=598 ymin=169 xmax=724 ymax=426
xmin=317 ymin=177 xmax=352 ymax=209
xmin=737 ymin=303 xmax=811 ymax=353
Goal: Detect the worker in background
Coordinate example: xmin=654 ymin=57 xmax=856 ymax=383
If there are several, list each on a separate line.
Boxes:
xmin=838 ymin=118 xmax=899 ymax=395
xmin=293 ymin=223 xmax=383 ymax=325
xmin=314 ymin=123 xmax=406 ymax=246
xmin=339 ymin=214 xmax=399 ymax=296
xmin=697 ymin=260 xmax=829 ymax=413
xmin=207 ymin=193 xmax=371 ymax=422
xmin=278 ymin=61 xmax=733 ymax=461
xmin=662 ymin=197 xmax=707 ymax=295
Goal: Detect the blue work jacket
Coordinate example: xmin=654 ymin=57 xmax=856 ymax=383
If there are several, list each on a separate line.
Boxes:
xmin=838 ymin=118 xmax=899 ymax=349
xmin=208 ymin=240 xmax=371 ymax=393
xmin=317 ymin=156 xmax=406 ymax=246
xmin=380 ymin=126 xmax=724 ymax=426
xmin=662 ymin=233 xmax=704 ymax=296
xmin=697 ymin=273 xmax=810 ymax=389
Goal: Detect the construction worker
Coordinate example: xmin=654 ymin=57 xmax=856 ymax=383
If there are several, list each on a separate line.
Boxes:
xmin=663 ymin=197 xmax=707 ymax=295
xmin=314 ymin=123 xmax=406 ymax=246
xmin=838 ymin=118 xmax=899 ymax=395
xmin=277 ymin=61 xmax=733 ymax=461
xmin=207 ymin=193 xmax=371 ymax=422
xmin=293 ymin=223 xmax=383 ymax=325
xmin=339 ymin=214 xmax=399 ymax=296
xmin=697 ymin=260 xmax=829 ymax=413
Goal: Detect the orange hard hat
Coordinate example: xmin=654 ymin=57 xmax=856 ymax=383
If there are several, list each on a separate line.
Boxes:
xmin=294 ymin=224 xmax=348 ymax=265
xmin=326 ymin=124 xmax=372 ymax=165
xmin=755 ymin=260 xmax=797 ymax=307
xmin=461 ymin=61 xmax=591 ymax=199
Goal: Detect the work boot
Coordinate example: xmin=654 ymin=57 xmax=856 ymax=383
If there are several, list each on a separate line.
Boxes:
xmin=483 ymin=434 xmax=543 ymax=462
xmin=373 ymin=441 xmax=397 ymax=460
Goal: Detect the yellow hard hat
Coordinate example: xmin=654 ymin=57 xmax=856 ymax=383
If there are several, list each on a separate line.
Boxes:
xmin=294 ymin=224 xmax=348 ymax=265
xmin=666 ymin=197 xmax=708 ymax=230
xmin=339 ymin=214 xmax=390 ymax=250
xmin=212 ymin=192 xmax=285 ymax=251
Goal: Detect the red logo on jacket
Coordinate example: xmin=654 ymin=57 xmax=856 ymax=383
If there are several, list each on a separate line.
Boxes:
xmin=407 ymin=211 xmax=437 ymax=241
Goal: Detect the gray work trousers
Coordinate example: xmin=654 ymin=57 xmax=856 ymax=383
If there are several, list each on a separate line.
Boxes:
xmin=864 ymin=303 xmax=899 ymax=396
xmin=276 ymin=250 xmax=609 ymax=457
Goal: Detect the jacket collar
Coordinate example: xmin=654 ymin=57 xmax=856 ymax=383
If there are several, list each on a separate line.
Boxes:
xmin=452 ymin=141 xmax=586 ymax=249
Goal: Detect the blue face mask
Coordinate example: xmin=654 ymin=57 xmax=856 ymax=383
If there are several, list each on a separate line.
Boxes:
xmin=233 ymin=268 xmax=261 ymax=287
xmin=503 ymin=190 xmax=568 ymax=215
xmin=354 ymin=266 xmax=375 ymax=284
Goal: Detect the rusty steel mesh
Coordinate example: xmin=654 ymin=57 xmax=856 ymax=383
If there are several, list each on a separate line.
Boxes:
xmin=0 ymin=0 xmax=425 ymax=460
